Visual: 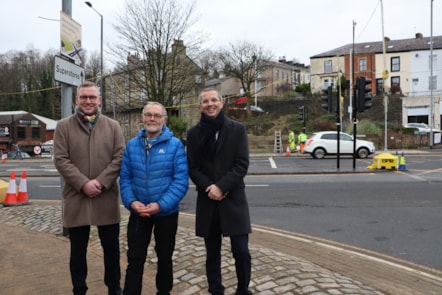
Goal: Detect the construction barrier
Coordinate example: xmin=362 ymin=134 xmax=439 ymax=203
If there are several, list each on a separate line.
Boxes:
xmin=399 ymin=152 xmax=407 ymax=171
xmin=17 ymin=170 xmax=31 ymax=205
xmin=285 ymin=146 xmax=291 ymax=156
xmin=367 ymin=153 xmax=398 ymax=170
xmin=3 ymin=171 xmax=19 ymax=207
xmin=1 ymin=170 xmax=31 ymax=206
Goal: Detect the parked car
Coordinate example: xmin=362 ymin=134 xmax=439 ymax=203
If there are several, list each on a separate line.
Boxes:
xmin=405 ymin=123 xmax=431 ymax=133
xmin=304 ymin=131 xmax=375 ymax=159
xmin=227 ymin=105 xmax=266 ymax=113
xmin=250 ymin=105 xmax=265 ymax=113
xmin=6 ymin=151 xmax=31 ymax=159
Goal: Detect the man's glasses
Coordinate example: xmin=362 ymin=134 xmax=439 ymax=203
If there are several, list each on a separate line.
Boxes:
xmin=79 ymin=95 xmax=98 ymax=101
xmin=143 ymin=112 xmax=165 ymax=120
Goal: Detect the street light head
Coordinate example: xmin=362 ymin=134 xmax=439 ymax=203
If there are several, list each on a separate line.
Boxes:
xmin=85 ymin=1 xmax=92 ymax=8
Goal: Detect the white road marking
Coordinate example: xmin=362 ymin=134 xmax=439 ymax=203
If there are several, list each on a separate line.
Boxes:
xmin=268 ymin=157 xmax=277 ymax=168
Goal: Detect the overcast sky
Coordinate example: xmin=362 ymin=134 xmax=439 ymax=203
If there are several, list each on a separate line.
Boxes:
xmin=1 ymin=0 xmax=440 ymax=67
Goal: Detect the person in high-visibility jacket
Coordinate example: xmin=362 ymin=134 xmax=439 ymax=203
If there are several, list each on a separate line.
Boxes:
xmin=298 ymin=130 xmax=307 ymax=153
xmin=288 ymin=129 xmax=295 ymax=152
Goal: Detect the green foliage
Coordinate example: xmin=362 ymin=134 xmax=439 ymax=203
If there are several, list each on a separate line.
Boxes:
xmin=357 ymin=120 xmax=381 ymax=134
xmin=339 ymin=76 xmax=349 ymax=91
xmin=295 ymin=83 xmax=311 ymax=95
xmin=244 ymin=113 xmax=274 ymax=135
xmin=403 ymin=128 xmax=418 ymax=134
xmin=308 ymin=114 xmax=336 ymax=132
xmin=167 ymin=115 xmax=187 ymax=138
xmin=283 ymin=114 xmax=305 ymax=133
xmin=343 ymin=120 xmax=381 ymax=135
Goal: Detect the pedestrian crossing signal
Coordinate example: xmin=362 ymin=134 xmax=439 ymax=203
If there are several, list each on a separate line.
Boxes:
xmin=298 ymin=106 xmax=305 ymax=121
xmin=321 ymin=86 xmax=332 ymax=112
xmin=356 ymin=77 xmax=372 ymax=112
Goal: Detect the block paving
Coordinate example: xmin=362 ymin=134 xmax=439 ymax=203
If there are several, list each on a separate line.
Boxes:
xmin=0 ymin=202 xmax=384 ymax=295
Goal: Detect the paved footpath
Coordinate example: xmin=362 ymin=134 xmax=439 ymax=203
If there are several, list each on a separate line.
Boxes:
xmin=1 ymin=200 xmax=442 ymax=295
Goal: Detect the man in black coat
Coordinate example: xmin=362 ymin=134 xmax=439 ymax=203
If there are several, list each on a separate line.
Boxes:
xmin=187 ymin=88 xmax=252 ymax=295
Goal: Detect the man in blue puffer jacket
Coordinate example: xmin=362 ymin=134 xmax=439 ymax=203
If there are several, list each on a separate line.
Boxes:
xmin=120 ymin=102 xmax=189 ymax=295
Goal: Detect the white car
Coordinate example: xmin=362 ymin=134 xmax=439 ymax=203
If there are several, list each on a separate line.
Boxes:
xmin=250 ymin=105 xmax=265 ymax=113
xmin=304 ymin=131 xmax=375 ymax=159
xmin=405 ymin=123 xmax=431 ymax=133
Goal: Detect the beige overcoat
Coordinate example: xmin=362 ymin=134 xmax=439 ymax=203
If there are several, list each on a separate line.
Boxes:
xmin=54 ymin=114 xmax=125 ymax=228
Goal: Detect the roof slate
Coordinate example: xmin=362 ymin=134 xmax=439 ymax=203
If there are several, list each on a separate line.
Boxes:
xmin=311 ymin=35 xmax=442 ymax=59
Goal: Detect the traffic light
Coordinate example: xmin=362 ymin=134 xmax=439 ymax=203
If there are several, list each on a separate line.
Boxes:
xmin=298 ymin=105 xmax=305 ymax=121
xmin=321 ymin=86 xmax=332 ymax=112
xmin=356 ymin=77 xmax=372 ymax=112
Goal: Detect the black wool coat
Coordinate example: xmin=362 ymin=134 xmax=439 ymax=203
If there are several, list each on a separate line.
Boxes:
xmin=187 ymin=116 xmax=252 ymax=237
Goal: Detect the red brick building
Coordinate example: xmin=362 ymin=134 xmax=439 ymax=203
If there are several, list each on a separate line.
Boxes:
xmin=0 ymin=111 xmax=57 ymax=156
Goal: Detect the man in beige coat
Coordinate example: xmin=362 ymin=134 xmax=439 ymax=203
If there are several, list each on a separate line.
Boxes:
xmin=54 ymin=81 xmax=125 ymax=295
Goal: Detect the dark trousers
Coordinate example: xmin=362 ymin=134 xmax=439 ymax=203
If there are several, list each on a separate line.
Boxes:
xmin=69 ymin=224 xmax=121 ymax=295
xmin=123 ymin=212 xmax=178 ymax=295
xmin=204 ymin=209 xmax=252 ymax=295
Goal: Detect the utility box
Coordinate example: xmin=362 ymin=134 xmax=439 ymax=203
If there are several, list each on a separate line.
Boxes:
xmin=367 ymin=153 xmax=398 ymax=170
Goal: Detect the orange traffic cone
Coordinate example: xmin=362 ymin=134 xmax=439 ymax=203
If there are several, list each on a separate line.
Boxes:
xmin=3 ymin=171 xmax=19 ymax=207
xmin=1 ymin=152 xmax=5 ymax=163
xmin=285 ymin=146 xmax=291 ymax=156
xmin=17 ymin=170 xmax=31 ymax=205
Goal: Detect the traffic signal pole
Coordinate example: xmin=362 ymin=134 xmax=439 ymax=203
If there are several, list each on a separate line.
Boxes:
xmin=352 ymin=86 xmax=357 ymax=170
xmin=298 ymin=106 xmax=306 ymax=129
xmin=336 ymin=88 xmax=340 ymax=169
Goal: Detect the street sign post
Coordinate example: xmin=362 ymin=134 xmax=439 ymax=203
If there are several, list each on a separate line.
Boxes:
xmin=54 ymin=55 xmax=84 ymax=87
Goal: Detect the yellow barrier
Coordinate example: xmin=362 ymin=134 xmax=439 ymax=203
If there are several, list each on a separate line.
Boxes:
xmin=0 ymin=179 xmax=9 ymax=203
xmin=367 ymin=153 xmax=398 ymax=170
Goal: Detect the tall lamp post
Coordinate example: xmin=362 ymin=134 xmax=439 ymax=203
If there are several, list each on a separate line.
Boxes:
xmin=85 ymin=2 xmax=103 ymax=103
xmin=252 ymin=54 xmax=258 ymax=107
xmin=429 ymin=0 xmax=434 ymax=148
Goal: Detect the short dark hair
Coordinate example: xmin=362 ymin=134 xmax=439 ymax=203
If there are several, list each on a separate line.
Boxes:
xmin=198 ymin=88 xmax=223 ymax=104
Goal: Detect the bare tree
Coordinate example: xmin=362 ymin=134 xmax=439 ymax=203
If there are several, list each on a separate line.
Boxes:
xmin=0 ymin=48 xmax=60 ymax=118
xmin=84 ymin=50 xmax=101 ymax=82
xmin=110 ymin=0 xmax=202 ymax=111
xmin=217 ymin=41 xmax=273 ymax=100
xmin=194 ymin=49 xmax=220 ymax=80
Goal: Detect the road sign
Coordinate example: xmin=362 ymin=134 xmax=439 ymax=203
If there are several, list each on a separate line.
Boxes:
xmin=54 ymin=55 xmax=84 ymax=87
xmin=33 ymin=145 xmax=41 ymax=155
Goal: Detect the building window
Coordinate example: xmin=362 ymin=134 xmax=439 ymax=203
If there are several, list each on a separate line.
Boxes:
xmin=124 ymin=73 xmax=129 ymax=104
xmin=376 ymin=78 xmax=383 ymax=95
xmin=429 ymin=75 xmax=437 ymax=90
xmin=195 ymin=75 xmax=202 ymax=84
xmin=17 ymin=126 xmax=25 ymax=139
xmin=32 ymin=127 xmax=40 ymax=139
xmin=391 ymin=76 xmax=400 ymax=87
xmin=359 ymin=58 xmax=367 ymax=72
xmin=276 ymin=70 xmax=279 ymax=80
xmin=391 ymin=57 xmax=400 ymax=72
xmin=429 ymin=54 xmax=437 ymax=70
xmin=322 ymin=78 xmax=331 ymax=90
xmin=324 ymin=60 xmax=332 ymax=74
xmin=391 ymin=76 xmax=400 ymax=94
xmin=140 ymin=89 xmax=146 ymax=102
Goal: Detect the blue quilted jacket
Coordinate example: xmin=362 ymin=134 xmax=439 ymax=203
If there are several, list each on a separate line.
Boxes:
xmin=119 ymin=125 xmax=189 ymax=216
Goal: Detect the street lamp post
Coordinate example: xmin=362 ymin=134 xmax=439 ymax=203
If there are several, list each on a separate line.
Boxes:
xmin=252 ymin=54 xmax=258 ymax=107
xmin=85 ymin=2 xmax=103 ymax=103
xmin=429 ymin=0 xmax=434 ymax=148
